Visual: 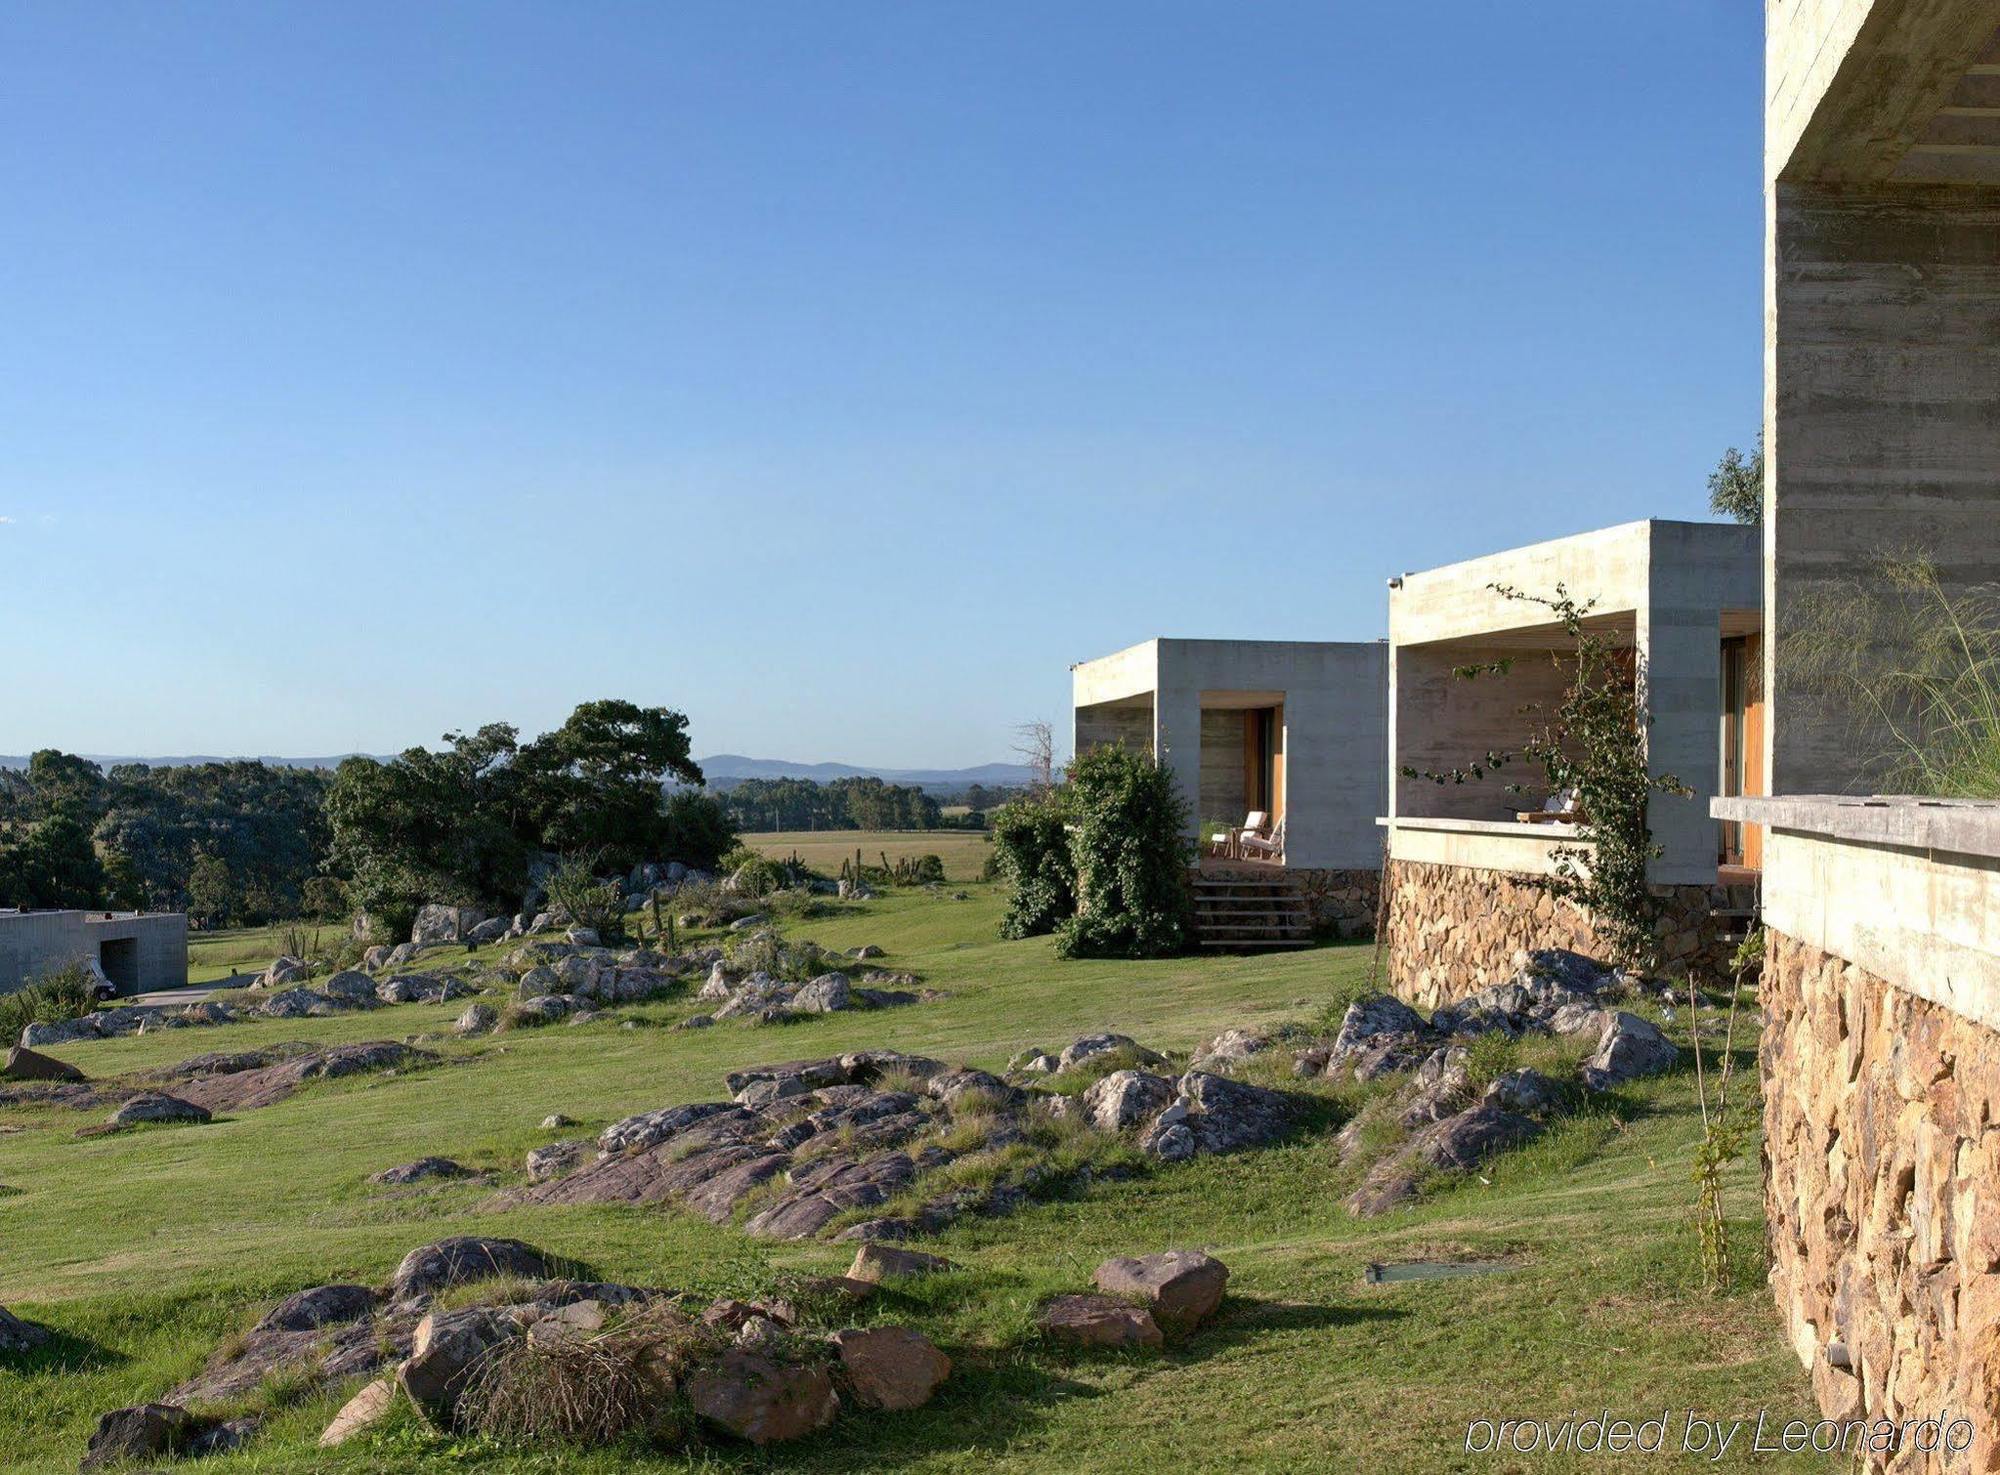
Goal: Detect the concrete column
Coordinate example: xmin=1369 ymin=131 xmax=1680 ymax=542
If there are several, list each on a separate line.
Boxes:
xmin=1767 ymin=185 xmax=2000 ymax=795
xmin=1152 ymin=681 xmax=1204 ymax=850
xmin=1640 ymin=589 xmax=1724 ymax=885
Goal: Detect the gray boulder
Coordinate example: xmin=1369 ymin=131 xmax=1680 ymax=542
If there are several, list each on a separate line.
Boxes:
xmin=319 ymin=970 xmax=379 ymax=1004
xmin=1190 ymin=1027 xmax=1274 ymax=1071
xmin=0 ymin=1304 xmax=50 ymax=1355
xmin=391 ymin=1236 xmax=552 ymax=1303
xmin=412 ymin=905 xmax=482 ymax=948
xmin=109 ymin=1093 xmax=211 ymax=1129
xmin=1581 ymin=1011 xmax=1679 ymax=1090
xmin=791 ymin=973 xmax=852 ymax=1014
xmin=1081 ymin=1069 xmax=1176 ymax=1132
xmin=526 ymin=1140 xmax=588 ymax=1184
xmin=19 ymin=1016 xmax=101 ymax=1048
xmin=1331 ymin=995 xmax=1428 ymax=1056
xmin=454 ymin=1004 xmax=498 ymax=1037
xmin=1057 ymin=1032 xmax=1160 ymax=1073
xmin=255 ymin=955 xmax=310 ymax=990
xmin=398 ymin=1306 xmax=522 ymax=1430
xmin=466 ymin=916 xmax=510 ymax=946
xmin=2 ymin=1045 xmax=85 ymax=1083
xmin=372 ymin=1157 xmax=472 ymax=1186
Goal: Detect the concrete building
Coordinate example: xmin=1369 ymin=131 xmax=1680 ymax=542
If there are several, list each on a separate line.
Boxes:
xmin=1703 ymin=2 xmax=2000 ymax=1459
xmin=1071 ymin=638 xmax=1388 ymax=937
xmin=0 ymin=909 xmax=188 ymax=997
xmin=1379 ymin=520 xmax=1763 ymax=1005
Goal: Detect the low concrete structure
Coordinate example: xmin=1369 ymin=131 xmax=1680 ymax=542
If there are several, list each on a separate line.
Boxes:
xmin=1071 ymin=638 xmax=1388 ymax=931
xmin=1715 ymin=795 xmax=2000 ymax=1466
xmin=1380 ymin=520 xmax=1762 ymax=1004
xmin=0 ymin=910 xmax=188 ymax=997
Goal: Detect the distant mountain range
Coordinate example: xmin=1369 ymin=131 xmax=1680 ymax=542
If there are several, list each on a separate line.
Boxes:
xmin=0 ymin=751 xmax=1036 ymax=794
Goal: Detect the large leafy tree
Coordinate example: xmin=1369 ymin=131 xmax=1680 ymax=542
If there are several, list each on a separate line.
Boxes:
xmin=513 ymin=701 xmax=704 ymax=864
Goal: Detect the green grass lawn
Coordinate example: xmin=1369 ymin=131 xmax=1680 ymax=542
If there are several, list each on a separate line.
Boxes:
xmin=743 ymin=828 xmax=993 ymax=882
xmin=0 ymin=885 xmax=1831 ymax=1472
xmin=187 ymin=923 xmax=345 ymax=985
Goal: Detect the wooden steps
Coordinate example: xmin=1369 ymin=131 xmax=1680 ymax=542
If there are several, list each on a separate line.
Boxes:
xmin=1191 ymin=874 xmax=1314 ymax=950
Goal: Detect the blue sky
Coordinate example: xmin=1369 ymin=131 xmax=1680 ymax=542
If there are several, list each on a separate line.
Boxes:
xmin=0 ymin=2 xmax=1763 ymax=768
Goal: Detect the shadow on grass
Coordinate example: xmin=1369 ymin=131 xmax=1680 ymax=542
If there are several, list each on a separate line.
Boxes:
xmin=4 ymin=1325 xmax=128 ymax=1377
xmin=1173 ymin=1294 xmax=1405 ymax=1357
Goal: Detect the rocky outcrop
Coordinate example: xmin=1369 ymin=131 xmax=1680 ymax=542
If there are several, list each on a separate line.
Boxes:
xmin=2 ymin=1045 xmax=85 ymax=1083
xmin=1037 ymin=1295 xmax=1163 ymax=1350
xmin=492 ymin=1037 xmax=1308 ymax=1243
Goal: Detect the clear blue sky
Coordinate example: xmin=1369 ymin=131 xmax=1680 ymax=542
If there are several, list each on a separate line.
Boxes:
xmin=0 ymin=2 xmax=1763 ymax=768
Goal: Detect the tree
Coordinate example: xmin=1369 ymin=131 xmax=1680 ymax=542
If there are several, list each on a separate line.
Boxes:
xmin=1053 ymin=745 xmax=1194 ymax=960
xmin=1013 ymin=720 xmax=1056 ymax=794
xmin=185 ymin=851 xmax=236 ymax=928
xmin=1707 ymin=433 xmax=1763 ymax=524
xmin=514 ymin=700 xmax=704 ymax=865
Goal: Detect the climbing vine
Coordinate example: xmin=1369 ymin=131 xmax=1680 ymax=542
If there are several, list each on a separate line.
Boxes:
xmin=1401 ymin=583 xmax=1691 ymax=971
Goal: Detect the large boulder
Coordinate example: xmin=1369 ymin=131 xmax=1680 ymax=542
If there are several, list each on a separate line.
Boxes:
xmin=1037 ymin=1294 xmax=1163 ymax=1351
xmin=319 ymin=1377 xmax=396 ymax=1448
xmin=372 ymin=1157 xmax=472 ymax=1186
xmin=2 ymin=1045 xmax=85 ymax=1083
xmin=1581 ymin=1011 xmax=1679 ymax=1090
xmin=455 ymin=1004 xmax=498 ymax=1038
xmin=108 ymin=1093 xmax=211 ymax=1129
xmin=259 ymin=988 xmax=321 ymax=1019
xmin=1080 ymin=1070 xmax=1176 ymax=1132
xmin=255 ymin=955 xmax=311 ymax=990
xmin=526 ymin=1140 xmax=588 ymax=1184
xmin=398 ymin=1306 xmax=521 ymax=1430
xmin=1171 ymin=1071 xmax=1296 ymax=1154
xmin=829 ymin=1326 xmax=951 ymax=1410
xmin=1056 ymin=1033 xmax=1161 ymax=1073
xmin=466 ymin=916 xmax=510 ymax=946
xmin=391 ymin=1236 xmax=553 ymax=1304
xmin=1092 ymin=1251 xmax=1229 ymax=1334
xmin=847 ymin=1243 xmax=954 ymax=1283
xmin=319 ymin=970 xmax=379 ymax=1005
xmin=412 ymin=905 xmax=483 ymax=948
xmin=255 ymin=1284 xmax=379 ymax=1335
xmin=19 ymin=1016 xmax=101 ymax=1048
xmin=687 ymin=1349 xmax=839 ymax=1444
xmin=791 ymin=974 xmax=852 ymax=1014
xmin=80 ymin=1403 xmax=205 ymax=1471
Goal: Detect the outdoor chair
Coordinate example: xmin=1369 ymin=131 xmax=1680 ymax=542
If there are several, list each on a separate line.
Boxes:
xmin=1517 ymin=787 xmax=1582 ymax=824
xmin=1237 ymin=815 xmax=1285 ymax=862
xmin=1212 ymin=810 xmax=1268 ymax=860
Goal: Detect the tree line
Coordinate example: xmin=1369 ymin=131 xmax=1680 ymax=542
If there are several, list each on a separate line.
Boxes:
xmin=0 ymin=699 xmax=736 ymax=939
xmin=719 ymin=776 xmax=944 ymax=832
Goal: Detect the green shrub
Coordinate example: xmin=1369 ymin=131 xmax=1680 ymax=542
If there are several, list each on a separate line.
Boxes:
xmin=992 ymin=795 xmax=1075 ymax=939
xmin=0 ymin=961 xmax=96 ymax=1042
xmin=1054 ymin=746 xmax=1193 ymax=960
xmin=1463 ymin=1031 xmax=1521 ymax=1092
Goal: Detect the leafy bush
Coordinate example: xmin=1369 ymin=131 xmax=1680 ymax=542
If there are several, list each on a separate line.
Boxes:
xmin=661 ymin=789 xmax=736 ymax=870
xmin=540 ymin=853 xmax=628 ymax=943
xmin=1054 ymin=745 xmax=1194 ymax=960
xmin=992 ymin=795 xmax=1075 ymax=939
xmin=1462 ymin=1031 xmax=1520 ymax=1092
xmin=0 ymin=961 xmax=95 ymax=1042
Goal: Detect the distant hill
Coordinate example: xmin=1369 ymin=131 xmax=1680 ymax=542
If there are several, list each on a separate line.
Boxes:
xmin=0 ymin=751 xmax=1036 ymax=795
xmin=0 ymin=753 xmax=378 ymax=771
xmin=696 ymin=755 xmax=1036 ymax=794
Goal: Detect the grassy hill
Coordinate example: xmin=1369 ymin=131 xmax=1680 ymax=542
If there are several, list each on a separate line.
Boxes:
xmin=0 ymin=886 xmax=1831 ymax=1472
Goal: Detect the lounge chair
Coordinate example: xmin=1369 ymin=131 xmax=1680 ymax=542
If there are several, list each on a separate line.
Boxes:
xmin=1238 ymin=815 xmax=1285 ymax=862
xmin=1517 ymin=788 xmax=1582 ymax=825
xmin=1211 ymin=811 xmax=1267 ymax=860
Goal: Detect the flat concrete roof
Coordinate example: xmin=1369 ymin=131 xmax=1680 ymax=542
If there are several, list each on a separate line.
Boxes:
xmin=1713 ymin=794 xmax=2000 ymax=858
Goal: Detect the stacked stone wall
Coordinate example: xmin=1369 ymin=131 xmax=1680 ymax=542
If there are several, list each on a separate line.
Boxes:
xmin=1762 ymin=931 xmax=2000 ymax=1471
xmin=1381 ymin=858 xmax=1745 ymax=1008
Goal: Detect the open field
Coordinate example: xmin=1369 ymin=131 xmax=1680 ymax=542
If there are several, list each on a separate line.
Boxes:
xmin=0 ymin=884 xmax=1829 ymax=1472
xmin=187 ymin=923 xmax=345 ymax=985
xmin=743 ymin=828 xmax=993 ymax=882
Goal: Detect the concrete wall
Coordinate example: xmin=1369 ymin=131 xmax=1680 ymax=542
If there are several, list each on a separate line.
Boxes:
xmin=1075 ymin=699 xmax=1152 ymax=756
xmin=1071 ymin=638 xmax=1388 ymax=870
xmin=1392 ymin=643 xmax=1577 ymax=823
xmin=0 ymin=911 xmax=188 ymax=996
xmin=1197 ymin=709 xmax=1249 ymax=825
xmin=1764 ymin=0 xmax=2000 ymax=796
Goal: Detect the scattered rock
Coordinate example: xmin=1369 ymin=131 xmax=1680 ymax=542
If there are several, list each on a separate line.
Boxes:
xmin=320 ymin=970 xmax=380 ymax=1004
xmin=687 ymin=1349 xmax=839 ymax=1444
xmin=1092 ymin=1251 xmax=1229 ymax=1334
xmin=392 ymin=1236 xmax=553 ymax=1304
xmin=830 ymin=1326 xmax=951 ymax=1410
xmin=539 ymin=1113 xmax=576 ymax=1130
xmin=1580 ymin=1011 xmax=1679 ymax=1090
xmin=256 ymin=1284 xmax=379 ymax=1335
xmin=1190 ymin=1027 xmax=1274 ymax=1071
xmin=455 ymin=1003 xmax=498 ymax=1037
xmin=1081 ymin=1069 xmax=1176 ymax=1132
xmin=19 ymin=1016 xmax=101 ymax=1048
xmin=398 ymin=1306 xmax=521 ymax=1430
xmin=1057 ymin=1033 xmax=1160 ymax=1073
xmin=413 ymin=904 xmax=484 ymax=948
xmin=2 ymin=1045 xmax=85 ymax=1083
xmin=319 ymin=1377 xmax=396 ymax=1448
xmin=80 ymin=1403 xmax=205 ymax=1471
xmin=107 ymin=1093 xmax=210 ymax=1129
xmin=526 ymin=1140 xmax=588 ymax=1184
xmin=255 ymin=955 xmax=311 ymax=990
xmin=1037 ymin=1294 xmax=1163 ymax=1351
xmin=0 ymin=1304 xmax=50 ymax=1355
xmin=792 ymin=973 xmax=853 ymax=1014
xmin=1483 ymin=1067 xmax=1564 ymax=1115
xmin=848 ymin=1243 xmax=954 ymax=1283
xmin=372 ymin=1156 xmax=472 ymax=1186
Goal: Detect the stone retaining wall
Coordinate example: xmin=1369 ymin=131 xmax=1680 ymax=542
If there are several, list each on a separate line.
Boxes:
xmin=1381 ymin=858 xmax=1744 ymax=1008
xmin=1291 ymin=867 xmax=1381 ymax=940
xmin=1762 ymin=931 xmax=2000 ymax=1471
